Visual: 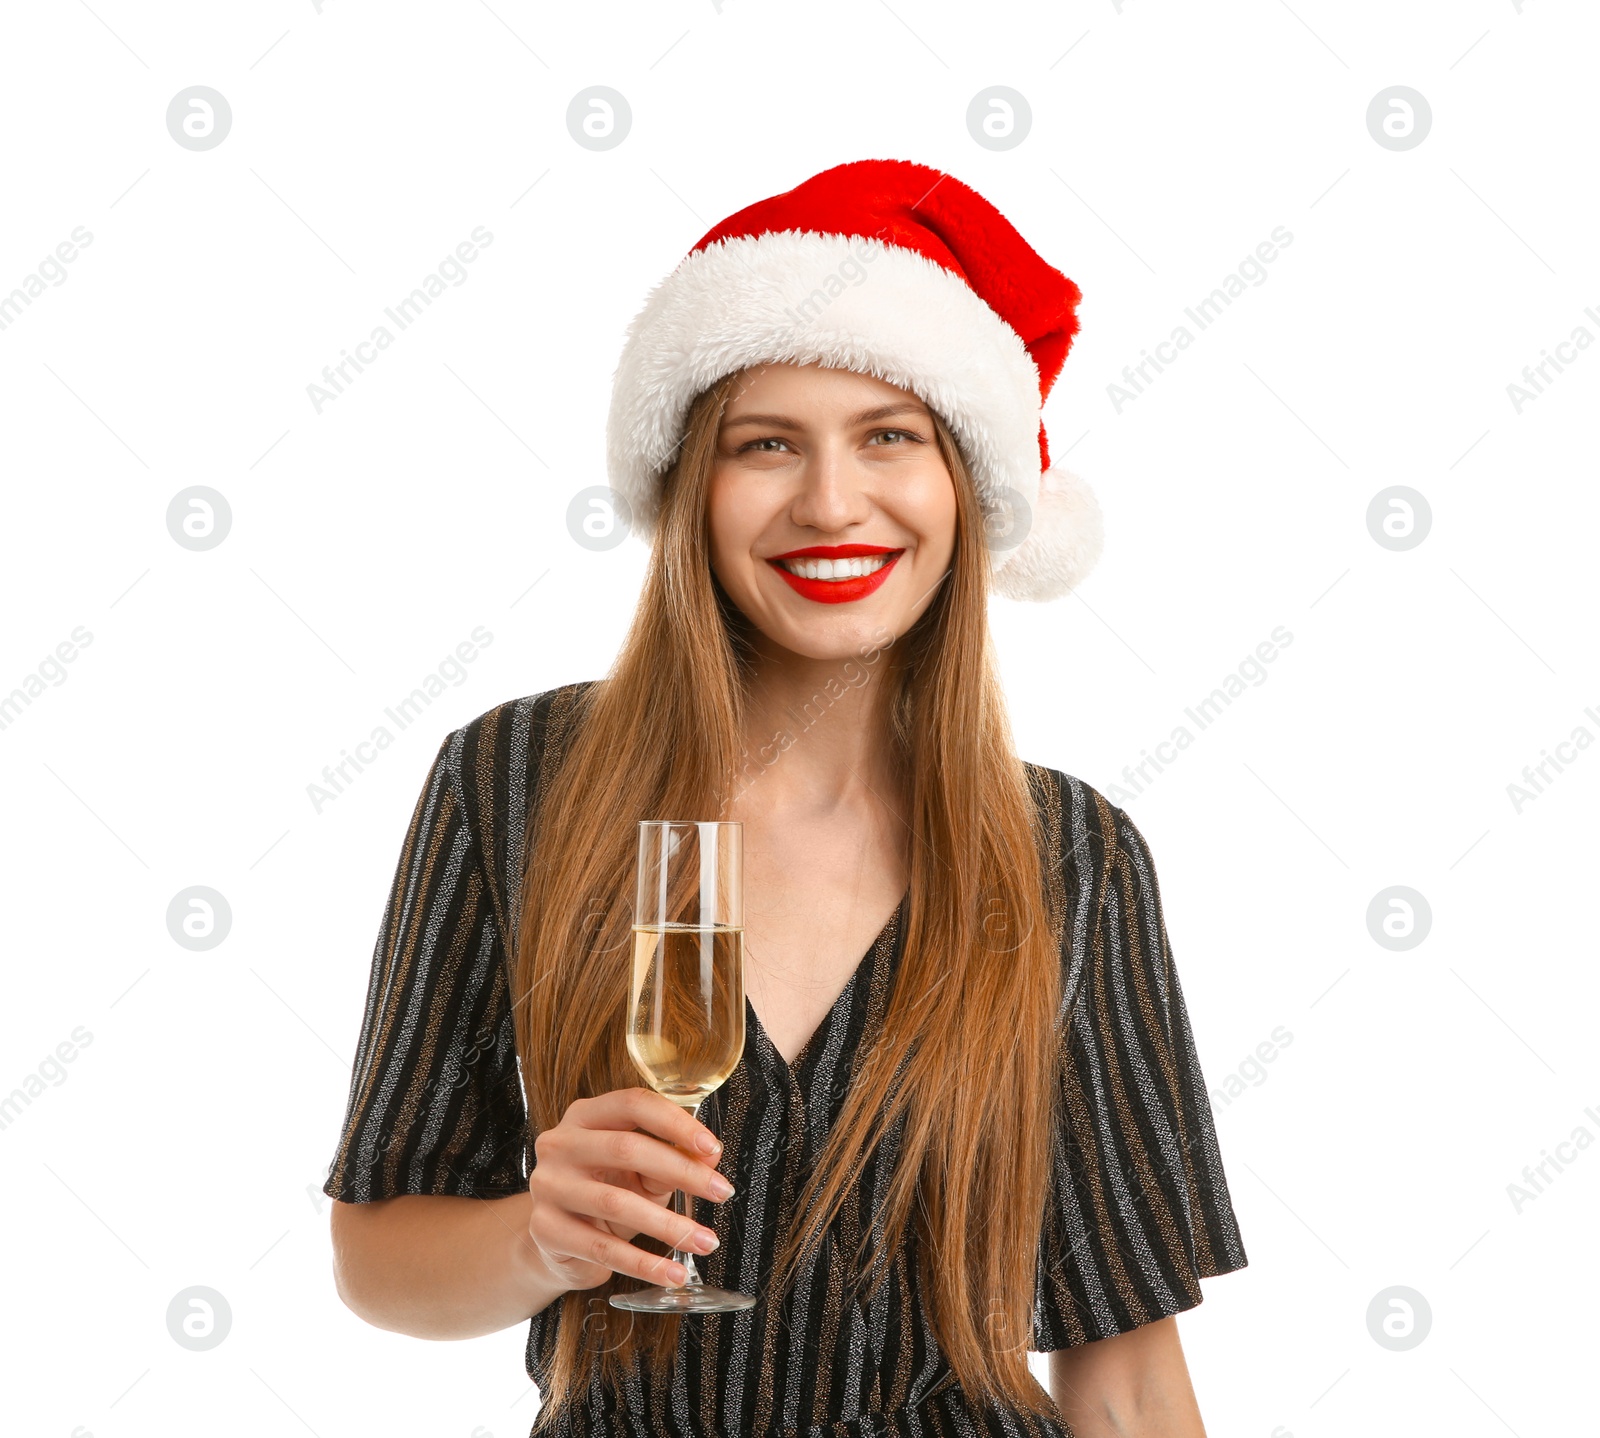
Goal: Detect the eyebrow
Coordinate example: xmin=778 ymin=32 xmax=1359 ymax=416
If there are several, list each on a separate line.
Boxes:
xmin=720 ymin=401 xmax=929 ymax=432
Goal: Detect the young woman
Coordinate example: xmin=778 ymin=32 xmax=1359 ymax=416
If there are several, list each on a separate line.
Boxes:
xmin=322 ymin=159 xmax=1247 ymax=1437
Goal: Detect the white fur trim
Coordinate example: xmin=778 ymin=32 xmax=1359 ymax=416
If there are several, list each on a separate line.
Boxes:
xmin=606 ymin=229 xmax=1099 ymax=600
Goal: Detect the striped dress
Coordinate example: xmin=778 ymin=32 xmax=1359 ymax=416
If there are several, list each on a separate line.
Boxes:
xmin=323 ymin=680 xmax=1248 ymax=1436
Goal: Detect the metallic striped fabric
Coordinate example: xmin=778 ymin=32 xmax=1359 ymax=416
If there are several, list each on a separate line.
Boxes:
xmin=323 ymin=681 xmax=1248 ymax=1437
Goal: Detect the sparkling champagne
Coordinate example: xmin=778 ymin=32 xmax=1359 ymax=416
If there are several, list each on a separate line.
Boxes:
xmin=626 ymin=924 xmax=745 ymax=1108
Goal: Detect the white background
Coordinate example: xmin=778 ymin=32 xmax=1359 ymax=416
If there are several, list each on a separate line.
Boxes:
xmin=2 ymin=1 xmax=1596 ymax=1435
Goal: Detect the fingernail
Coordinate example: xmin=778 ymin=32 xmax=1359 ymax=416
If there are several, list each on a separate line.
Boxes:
xmin=698 ymin=1134 xmax=722 ymax=1156
xmin=697 ymin=1229 xmax=719 ymax=1252
xmin=710 ymin=1175 xmax=734 ymax=1200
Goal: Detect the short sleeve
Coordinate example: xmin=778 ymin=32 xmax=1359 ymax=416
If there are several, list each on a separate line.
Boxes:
xmin=322 ymin=728 xmax=530 ymax=1203
xmin=1032 ymin=800 xmax=1247 ymax=1349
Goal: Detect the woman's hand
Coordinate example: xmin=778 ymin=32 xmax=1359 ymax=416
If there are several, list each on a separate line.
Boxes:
xmin=527 ymin=1086 xmax=734 ymax=1291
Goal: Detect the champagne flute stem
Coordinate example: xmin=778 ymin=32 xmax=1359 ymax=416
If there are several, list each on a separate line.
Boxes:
xmin=666 ymin=1098 xmax=706 ymax=1292
xmin=666 ymin=1185 xmax=703 ymax=1291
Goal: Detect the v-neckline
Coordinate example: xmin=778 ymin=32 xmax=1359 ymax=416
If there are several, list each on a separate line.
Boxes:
xmin=745 ymin=888 xmax=909 ymax=1086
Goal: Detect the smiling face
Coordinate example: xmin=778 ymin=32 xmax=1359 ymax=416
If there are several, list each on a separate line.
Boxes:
xmin=706 ymin=362 xmax=959 ymax=663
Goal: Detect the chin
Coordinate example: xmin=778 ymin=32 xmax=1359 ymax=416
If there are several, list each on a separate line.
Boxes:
xmin=771 ymin=613 xmax=897 ymax=664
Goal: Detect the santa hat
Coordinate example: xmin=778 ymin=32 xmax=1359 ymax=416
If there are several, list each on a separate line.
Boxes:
xmin=605 ymin=157 xmax=1103 ymax=602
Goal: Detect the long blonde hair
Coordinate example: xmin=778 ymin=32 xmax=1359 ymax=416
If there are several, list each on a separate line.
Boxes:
xmin=514 ymin=371 xmax=1064 ymax=1424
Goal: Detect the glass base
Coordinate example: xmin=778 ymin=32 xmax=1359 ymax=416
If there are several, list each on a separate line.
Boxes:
xmin=610 ymin=1281 xmax=756 ymax=1313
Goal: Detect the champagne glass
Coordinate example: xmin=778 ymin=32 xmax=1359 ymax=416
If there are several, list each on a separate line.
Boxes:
xmin=610 ymin=820 xmax=756 ymax=1313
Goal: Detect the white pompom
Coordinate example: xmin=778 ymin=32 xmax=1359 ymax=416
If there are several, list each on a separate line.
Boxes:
xmin=989 ymin=467 xmax=1105 ymax=603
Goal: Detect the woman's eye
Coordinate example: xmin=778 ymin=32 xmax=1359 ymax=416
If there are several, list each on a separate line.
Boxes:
xmin=739 ymin=437 xmax=790 ymax=453
xmin=868 ymin=429 xmax=920 ymax=445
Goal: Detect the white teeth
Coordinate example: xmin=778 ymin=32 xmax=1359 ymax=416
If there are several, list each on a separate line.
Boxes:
xmin=777 ymin=553 xmax=893 ymax=580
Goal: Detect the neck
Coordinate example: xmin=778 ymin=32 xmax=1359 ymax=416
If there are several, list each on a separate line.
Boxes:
xmin=734 ymin=645 xmax=902 ymax=815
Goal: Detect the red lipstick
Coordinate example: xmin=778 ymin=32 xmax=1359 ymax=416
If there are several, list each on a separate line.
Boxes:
xmin=766 ymin=544 xmax=904 ymax=605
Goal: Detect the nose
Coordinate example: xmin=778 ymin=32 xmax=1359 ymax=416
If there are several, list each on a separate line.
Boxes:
xmin=786 ymin=440 xmax=871 ymax=533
